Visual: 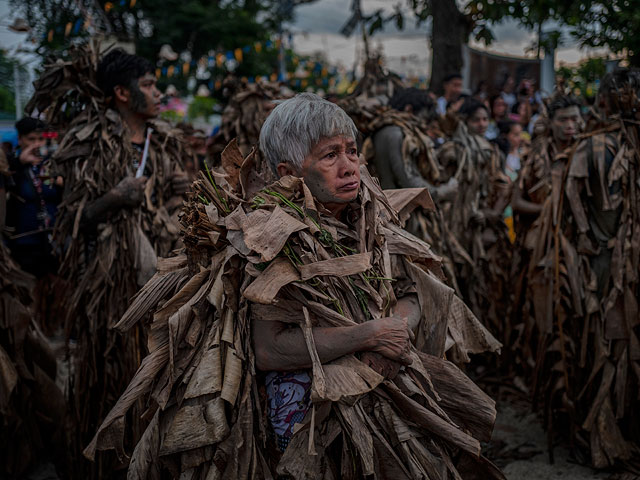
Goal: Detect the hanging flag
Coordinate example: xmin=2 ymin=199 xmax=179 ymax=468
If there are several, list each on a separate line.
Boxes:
xmin=64 ymin=22 xmax=72 ymax=36
xmin=216 ymin=54 xmax=224 ymax=67
xmin=270 ymin=73 xmax=277 ymax=82
xmin=155 ymin=68 xmax=161 ymax=78
xmin=167 ymin=65 xmax=175 ymax=77
xmin=226 ymin=51 xmax=234 ymax=60
xmin=47 ymin=29 xmax=54 ymax=42
xmin=73 ymin=19 xmax=82 ymax=34
xmin=182 ymin=63 xmax=190 ymax=75
xmin=254 ymin=42 xmax=262 ymax=53
xmin=234 ymin=48 xmax=243 ymax=62
xmin=130 ymin=0 xmax=137 ymax=6
xmin=104 ymin=2 xmax=114 ymax=12
xmin=242 ymin=46 xmax=250 ymax=53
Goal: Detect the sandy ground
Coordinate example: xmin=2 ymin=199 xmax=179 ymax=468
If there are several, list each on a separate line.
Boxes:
xmin=490 ymin=401 xmax=612 ymax=480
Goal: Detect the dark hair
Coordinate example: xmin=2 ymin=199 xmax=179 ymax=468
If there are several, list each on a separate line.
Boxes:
xmin=444 ymin=73 xmax=462 ymax=83
xmin=547 ymin=95 xmax=581 ymax=119
xmin=459 ymin=97 xmax=489 ymax=118
xmin=389 ymin=88 xmax=436 ymax=117
xmin=492 ymin=120 xmax=518 ymax=155
xmin=96 ymin=49 xmax=155 ymax=98
xmin=15 ymin=117 xmax=47 ymax=136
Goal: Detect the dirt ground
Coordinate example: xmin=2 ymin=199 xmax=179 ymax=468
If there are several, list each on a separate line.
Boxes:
xmin=490 ymin=401 xmax=613 ymax=480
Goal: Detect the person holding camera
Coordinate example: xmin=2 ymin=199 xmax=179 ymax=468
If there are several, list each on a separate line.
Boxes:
xmin=6 ymin=117 xmax=63 ymax=277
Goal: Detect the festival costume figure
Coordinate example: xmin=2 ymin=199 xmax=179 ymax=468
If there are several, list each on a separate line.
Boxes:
xmin=26 ymin=43 xmax=194 ymax=478
xmin=436 ymin=120 xmax=513 ymax=341
xmin=86 ymin=95 xmax=504 ymax=479
xmin=515 ymin=77 xmax=640 ymax=470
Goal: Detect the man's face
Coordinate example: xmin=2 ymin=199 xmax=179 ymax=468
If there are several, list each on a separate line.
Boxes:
xmin=551 ymin=105 xmax=581 ymax=144
xmin=299 ymin=135 xmax=360 ymax=206
xmin=18 ymin=131 xmax=44 ymax=151
xmin=129 ymin=73 xmax=162 ymax=118
xmin=467 ymin=107 xmax=489 ymax=137
xmin=445 ymin=78 xmax=463 ymax=100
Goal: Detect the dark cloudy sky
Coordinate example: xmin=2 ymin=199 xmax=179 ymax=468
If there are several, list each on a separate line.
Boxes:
xmin=290 ymin=0 xmax=608 ymax=78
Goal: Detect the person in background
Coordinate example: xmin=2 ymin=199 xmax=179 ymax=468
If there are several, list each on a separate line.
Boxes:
xmin=494 ymin=119 xmax=524 ymax=242
xmin=6 ymin=117 xmax=62 ymax=277
xmin=500 ymin=74 xmax=517 ymax=110
xmin=495 ymin=120 xmax=524 ymax=181
xmin=436 ymin=73 xmax=463 ymax=115
xmin=486 ymin=95 xmax=509 ymax=140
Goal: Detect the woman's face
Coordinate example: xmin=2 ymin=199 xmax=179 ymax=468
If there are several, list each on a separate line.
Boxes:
xmin=507 ymin=124 xmax=523 ymax=151
xmin=492 ymin=98 xmax=507 ymax=118
xmin=467 ymin=107 xmax=489 ymax=136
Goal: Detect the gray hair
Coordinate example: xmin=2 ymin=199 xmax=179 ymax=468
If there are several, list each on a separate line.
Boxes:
xmin=259 ymin=93 xmax=358 ymax=175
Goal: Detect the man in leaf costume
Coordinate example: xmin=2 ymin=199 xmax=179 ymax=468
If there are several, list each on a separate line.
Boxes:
xmin=29 ymin=44 xmax=194 ymax=477
xmin=340 ymin=87 xmax=463 ymax=295
xmin=87 ymin=93 xmax=503 ymax=479
xmin=514 ymin=71 xmax=640 ymax=471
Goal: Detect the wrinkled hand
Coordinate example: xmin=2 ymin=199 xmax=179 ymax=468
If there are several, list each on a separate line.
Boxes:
xmin=361 ymin=351 xmax=402 ymax=379
xmin=367 ymin=317 xmax=412 ymax=366
xmin=171 ymin=172 xmax=191 ymax=196
xmin=112 ymin=176 xmax=147 ymax=207
xmin=19 ymin=143 xmax=42 ymax=165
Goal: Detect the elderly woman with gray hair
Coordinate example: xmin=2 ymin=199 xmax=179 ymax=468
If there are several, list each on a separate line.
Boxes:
xmin=88 ymin=92 xmax=502 ymax=479
xmin=252 ymin=93 xmax=501 ymax=476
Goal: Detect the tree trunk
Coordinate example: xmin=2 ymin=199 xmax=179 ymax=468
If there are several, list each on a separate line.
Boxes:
xmin=429 ymin=0 xmax=468 ymax=95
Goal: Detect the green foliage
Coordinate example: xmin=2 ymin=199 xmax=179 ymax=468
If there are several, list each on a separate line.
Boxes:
xmin=557 ymin=57 xmax=607 ymax=99
xmin=9 ymin=0 xmax=300 ymax=68
xmin=187 ymin=96 xmax=216 ymax=121
xmin=0 ymin=86 xmax=15 ymax=114
xmin=0 ymin=51 xmax=24 ymax=114
xmin=562 ymin=0 xmax=640 ymax=66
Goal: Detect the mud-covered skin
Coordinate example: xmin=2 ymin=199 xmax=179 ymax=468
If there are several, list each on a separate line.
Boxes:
xmin=261 ymin=134 xmax=420 ymax=375
xmin=277 ymin=135 xmax=360 ymax=217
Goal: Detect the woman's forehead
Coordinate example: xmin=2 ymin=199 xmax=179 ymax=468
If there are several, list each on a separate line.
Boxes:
xmin=313 ymin=135 xmax=356 ymax=149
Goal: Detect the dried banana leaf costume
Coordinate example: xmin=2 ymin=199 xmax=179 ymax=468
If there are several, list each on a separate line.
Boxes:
xmin=29 ymin=44 xmax=192 ymax=476
xmin=516 ymin=110 xmax=640 ymax=469
xmin=341 ymin=102 xmax=466 ymax=295
xmin=437 ymin=122 xmax=512 ymax=338
xmin=86 ymin=142 xmax=503 ymax=479
xmin=208 ymin=81 xmax=292 ymax=182
xmin=0 ymin=157 xmax=65 ymax=477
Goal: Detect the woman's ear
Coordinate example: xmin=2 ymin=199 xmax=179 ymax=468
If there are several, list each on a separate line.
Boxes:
xmin=277 ymin=162 xmax=296 ymax=178
xmin=114 ymin=85 xmax=130 ymax=105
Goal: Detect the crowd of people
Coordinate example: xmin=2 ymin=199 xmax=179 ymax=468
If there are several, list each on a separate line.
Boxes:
xmin=1 ymin=43 xmax=639 ymax=480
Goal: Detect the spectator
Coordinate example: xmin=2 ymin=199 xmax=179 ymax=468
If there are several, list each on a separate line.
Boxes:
xmin=494 ymin=120 xmax=523 ymax=181
xmin=486 ymin=95 xmax=509 ymax=140
xmin=500 ymin=75 xmax=517 ymax=110
xmin=6 ymin=117 xmax=62 ymax=277
xmin=459 ymin=98 xmax=490 ymax=137
xmin=436 ymin=73 xmax=463 ymax=115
